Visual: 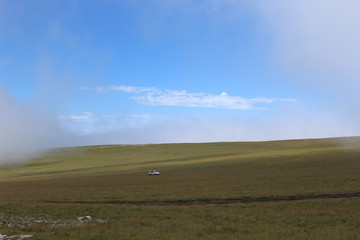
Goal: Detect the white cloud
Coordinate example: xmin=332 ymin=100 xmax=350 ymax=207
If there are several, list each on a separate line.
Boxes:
xmin=59 ymin=112 xmax=94 ymax=121
xmin=59 ymin=112 xmax=166 ymax=134
xmin=129 ymin=113 xmax=158 ymax=119
xmin=110 ymin=86 xmax=157 ymax=93
xmin=82 ymin=85 xmax=157 ymax=93
xmin=84 ymin=85 xmax=297 ymax=110
xmin=133 ymin=90 xmax=296 ymax=110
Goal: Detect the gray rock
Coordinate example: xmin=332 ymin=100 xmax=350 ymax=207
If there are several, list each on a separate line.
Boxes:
xmin=0 ymin=235 xmax=33 ymax=240
xmin=77 ymin=216 xmax=92 ymax=222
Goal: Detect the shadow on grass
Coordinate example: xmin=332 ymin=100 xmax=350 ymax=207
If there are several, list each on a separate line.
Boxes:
xmin=44 ymin=192 xmax=360 ymax=206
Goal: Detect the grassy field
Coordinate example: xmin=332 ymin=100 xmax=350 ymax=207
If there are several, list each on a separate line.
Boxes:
xmin=0 ymin=137 xmax=359 ymax=239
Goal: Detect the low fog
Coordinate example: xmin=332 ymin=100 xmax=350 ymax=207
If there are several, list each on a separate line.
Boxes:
xmin=0 ymin=86 xmax=78 ymax=165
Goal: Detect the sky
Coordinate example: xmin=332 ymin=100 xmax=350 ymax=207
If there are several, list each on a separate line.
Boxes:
xmin=1 ymin=0 xmax=360 ymax=162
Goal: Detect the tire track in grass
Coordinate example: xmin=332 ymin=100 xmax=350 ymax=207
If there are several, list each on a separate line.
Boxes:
xmin=44 ymin=192 xmax=360 ymax=206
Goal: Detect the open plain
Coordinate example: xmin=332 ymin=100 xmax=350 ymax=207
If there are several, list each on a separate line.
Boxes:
xmin=0 ymin=137 xmax=359 ymax=239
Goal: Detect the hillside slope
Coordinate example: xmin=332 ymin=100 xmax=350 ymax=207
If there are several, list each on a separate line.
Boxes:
xmin=0 ymin=137 xmax=359 ymax=202
xmin=0 ymin=137 xmax=359 ymax=240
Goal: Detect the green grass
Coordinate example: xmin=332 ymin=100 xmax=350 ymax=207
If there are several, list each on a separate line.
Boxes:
xmin=0 ymin=137 xmax=359 ymax=239
xmin=1 ymin=199 xmax=359 ymax=240
xmin=2 ymin=137 xmax=358 ymax=180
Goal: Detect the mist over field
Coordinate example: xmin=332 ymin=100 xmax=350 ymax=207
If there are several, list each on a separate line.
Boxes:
xmin=0 ymin=86 xmax=78 ymax=164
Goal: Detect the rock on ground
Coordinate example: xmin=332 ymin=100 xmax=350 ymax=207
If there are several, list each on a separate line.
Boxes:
xmin=0 ymin=234 xmax=33 ymax=240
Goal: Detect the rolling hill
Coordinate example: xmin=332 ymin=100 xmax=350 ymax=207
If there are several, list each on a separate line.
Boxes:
xmin=0 ymin=137 xmax=359 ymax=239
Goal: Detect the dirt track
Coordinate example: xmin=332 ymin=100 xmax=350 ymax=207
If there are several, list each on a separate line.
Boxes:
xmin=45 ymin=192 xmax=360 ymax=206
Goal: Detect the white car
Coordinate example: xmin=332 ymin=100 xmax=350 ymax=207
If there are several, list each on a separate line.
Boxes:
xmin=149 ymin=170 xmax=160 ymax=175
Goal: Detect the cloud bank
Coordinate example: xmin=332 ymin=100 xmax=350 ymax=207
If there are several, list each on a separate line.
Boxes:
xmin=78 ymin=108 xmax=358 ymax=145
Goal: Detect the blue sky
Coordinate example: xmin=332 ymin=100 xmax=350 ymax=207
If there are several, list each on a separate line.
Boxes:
xmin=1 ymin=0 xmax=360 ymax=152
